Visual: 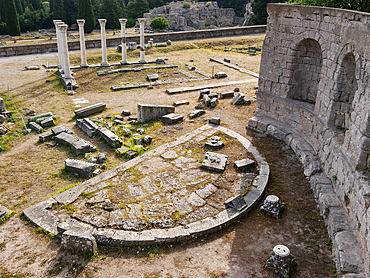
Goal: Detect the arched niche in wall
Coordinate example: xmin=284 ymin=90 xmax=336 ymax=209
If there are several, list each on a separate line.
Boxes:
xmin=287 ymin=38 xmax=323 ymax=105
xmin=329 ymin=52 xmax=357 ymax=138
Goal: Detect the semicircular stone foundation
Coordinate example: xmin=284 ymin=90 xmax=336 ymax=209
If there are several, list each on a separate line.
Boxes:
xmin=23 ymin=124 xmax=269 ymax=250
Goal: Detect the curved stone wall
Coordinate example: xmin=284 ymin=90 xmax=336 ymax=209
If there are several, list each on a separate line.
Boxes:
xmin=249 ymin=3 xmax=370 ymax=276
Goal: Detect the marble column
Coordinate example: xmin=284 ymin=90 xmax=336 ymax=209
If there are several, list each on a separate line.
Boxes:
xmin=53 ymin=20 xmax=63 ymax=71
xmin=77 ymin=19 xmax=88 ymax=67
xmin=138 ymin=18 xmax=146 ymax=63
xmin=119 ymin=18 xmax=128 ymax=64
xmin=98 ymin=19 xmax=109 ymax=67
xmin=59 ymin=24 xmax=72 ymax=79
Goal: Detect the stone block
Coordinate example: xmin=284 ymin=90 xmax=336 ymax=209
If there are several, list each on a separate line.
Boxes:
xmin=28 ymin=112 xmax=54 ymax=123
xmin=74 ymin=103 xmax=106 ymax=117
xmin=39 ymin=132 xmax=54 ymax=142
xmin=125 ymin=150 xmax=138 ymax=159
xmin=334 ymin=231 xmax=363 ymax=274
xmin=61 ymin=230 xmax=97 ymax=253
xmin=209 ymin=92 xmax=218 ymax=99
xmin=162 ymin=113 xmax=184 ymax=124
xmin=29 ymin=122 xmax=43 ymax=132
xmin=97 ymin=127 xmax=123 ymax=148
xmin=210 ymin=98 xmax=218 ymax=107
xmin=117 ymin=146 xmax=129 ymax=155
xmin=51 ymin=125 xmax=72 ymax=136
xmin=189 ymin=110 xmax=205 ymax=119
xmin=137 ymin=104 xmax=175 ymax=123
xmin=76 ymin=118 xmax=98 ymax=137
xmin=205 ymin=136 xmax=224 ymax=150
xmin=173 ymin=100 xmax=189 ymax=107
xmin=209 ymin=117 xmax=220 ymax=125
xmin=147 ymin=74 xmax=159 ymax=81
xmin=64 ymin=158 xmax=97 ymax=178
xmin=234 ymin=158 xmax=255 ymax=170
xmin=202 ymin=95 xmax=211 ymax=107
xmin=55 ymin=132 xmax=96 ymax=154
xmin=231 ymin=93 xmax=245 ymax=105
xmin=215 ymin=72 xmax=227 ymax=79
xmin=199 ymin=89 xmax=210 ymax=99
xmin=40 ymin=117 xmax=55 ymax=127
xmin=220 ymin=91 xmax=235 ymax=99
xmin=201 ymin=152 xmax=228 ymax=172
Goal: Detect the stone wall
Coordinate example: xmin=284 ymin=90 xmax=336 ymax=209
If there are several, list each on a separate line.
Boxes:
xmin=0 ymin=25 xmax=266 ymax=57
xmin=250 ymin=3 xmax=370 ymax=276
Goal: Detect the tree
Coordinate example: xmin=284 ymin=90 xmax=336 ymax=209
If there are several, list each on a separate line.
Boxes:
xmin=78 ymin=0 xmax=95 ymax=33
xmin=290 ymin=0 xmax=370 ymax=13
xmin=252 ymin=0 xmax=286 ymax=25
xmin=53 ymin=0 xmax=66 ymax=22
xmin=101 ymin=0 xmax=123 ymax=29
xmin=149 ymin=17 xmax=169 ymax=30
xmin=126 ymin=0 xmax=149 ymax=20
xmin=64 ymin=0 xmax=78 ymax=26
xmin=4 ymin=0 xmax=21 ymax=35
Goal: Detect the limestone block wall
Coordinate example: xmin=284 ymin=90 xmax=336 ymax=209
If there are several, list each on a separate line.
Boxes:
xmin=256 ymin=3 xmax=370 ymax=274
xmin=0 ymin=25 xmax=266 ymax=57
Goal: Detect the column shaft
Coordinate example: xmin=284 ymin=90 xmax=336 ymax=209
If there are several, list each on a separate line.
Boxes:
xmin=119 ymin=18 xmax=128 ymax=64
xmin=138 ymin=18 xmax=146 ymax=63
xmin=99 ymin=19 xmax=109 ymax=67
xmin=77 ymin=19 xmax=88 ymax=67
xmin=60 ymin=24 xmax=72 ymax=79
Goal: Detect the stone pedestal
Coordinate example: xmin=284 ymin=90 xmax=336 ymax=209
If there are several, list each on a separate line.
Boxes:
xmin=260 ymin=195 xmax=285 ymax=218
xmin=99 ymin=19 xmax=110 ymax=67
xmin=119 ymin=18 xmax=128 ymax=64
xmin=77 ymin=19 xmax=88 ymax=67
xmin=266 ymin=245 xmax=296 ymax=278
xmin=138 ymin=18 xmax=146 ymax=63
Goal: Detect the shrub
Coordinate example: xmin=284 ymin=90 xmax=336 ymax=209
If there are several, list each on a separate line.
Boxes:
xmin=149 ymin=17 xmax=169 ymax=30
xmin=182 ymin=2 xmax=190 ymax=8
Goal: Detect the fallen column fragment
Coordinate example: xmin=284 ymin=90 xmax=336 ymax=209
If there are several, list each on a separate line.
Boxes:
xmin=55 ymin=132 xmax=96 ymax=154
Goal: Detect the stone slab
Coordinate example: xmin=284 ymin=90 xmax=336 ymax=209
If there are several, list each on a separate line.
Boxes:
xmin=55 ymin=132 xmax=96 ymax=154
xmin=97 ymin=127 xmax=122 ymax=148
xmin=196 ymin=183 xmax=218 ymax=199
xmin=29 ymin=122 xmax=43 ymax=132
xmin=51 ymin=125 xmax=72 ymax=136
xmin=201 ymin=152 xmax=228 ymax=172
xmin=28 ymin=112 xmax=54 ymax=123
xmin=234 ymin=158 xmax=255 ymax=170
xmin=189 ymin=110 xmax=206 ymax=119
xmin=173 ymin=100 xmax=189 ymax=107
xmin=76 ymin=118 xmax=98 ymax=137
xmin=162 ymin=113 xmax=184 ymax=124
xmin=64 ymin=159 xmax=97 ymax=178
xmin=74 ymin=103 xmax=106 ymax=117
xmin=57 ymin=218 xmax=94 ymax=235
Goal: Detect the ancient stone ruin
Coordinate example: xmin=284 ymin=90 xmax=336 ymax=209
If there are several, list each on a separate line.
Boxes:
xmin=248 ymin=3 xmax=370 ymax=276
xmin=144 ymin=1 xmax=244 ymax=31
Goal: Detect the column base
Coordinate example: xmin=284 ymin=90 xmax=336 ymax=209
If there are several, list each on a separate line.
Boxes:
xmin=120 ymin=61 xmax=129 ymax=65
xmin=80 ymin=64 xmax=89 ymax=68
xmin=100 ymin=62 xmax=110 ymax=67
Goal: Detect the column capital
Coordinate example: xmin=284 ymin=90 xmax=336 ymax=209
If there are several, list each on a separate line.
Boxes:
xmin=119 ymin=18 xmax=127 ymax=25
xmin=76 ymin=19 xmax=85 ymax=26
xmin=138 ymin=18 xmax=145 ymax=24
xmin=98 ymin=19 xmax=107 ymax=27
xmin=59 ymin=24 xmax=68 ymax=33
xmin=53 ymin=19 xmax=63 ymax=26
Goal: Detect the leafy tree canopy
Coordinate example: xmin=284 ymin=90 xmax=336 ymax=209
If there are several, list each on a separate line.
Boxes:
xmin=289 ymin=0 xmax=370 ymax=13
xmin=149 ymin=16 xmax=169 ymax=30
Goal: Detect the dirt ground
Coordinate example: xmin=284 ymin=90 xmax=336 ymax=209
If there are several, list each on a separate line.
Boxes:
xmin=0 ymin=34 xmax=336 ymax=277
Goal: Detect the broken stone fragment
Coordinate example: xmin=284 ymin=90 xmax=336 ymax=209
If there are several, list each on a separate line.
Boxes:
xmin=234 ymin=158 xmax=255 ymax=170
xmin=117 ymin=146 xmax=129 ymax=155
xmin=205 ymin=136 xmax=224 ymax=150
xmin=0 ymin=125 xmax=7 ymax=135
xmin=266 ymin=245 xmax=296 ymax=277
xmin=51 ymin=125 xmax=73 ymax=136
xmin=142 ymin=135 xmax=153 ymax=144
xmin=0 ymin=115 xmax=5 ymax=124
xmin=24 ymin=66 xmax=40 ymax=70
xmin=121 ymin=127 xmax=131 ymax=137
xmin=195 ymin=103 xmax=204 ymax=110
xmin=202 ymin=95 xmax=211 ymax=107
xmin=76 ymin=118 xmax=98 ymax=137
xmin=114 ymin=115 xmax=123 ymax=121
xmin=97 ymin=127 xmax=122 ymax=148
xmin=156 ymin=58 xmax=165 ymax=64
xmin=162 ymin=113 xmax=184 ymax=124
xmin=147 ymin=74 xmax=159 ymax=81
xmin=40 ymin=117 xmax=55 ymax=127
xmin=189 ymin=110 xmax=205 ymax=119
xmin=61 ymin=230 xmax=97 ymax=253
xmin=98 ymin=153 xmax=106 ymax=163
xmin=231 ymin=93 xmax=245 ymax=105
xmin=55 ymin=132 xmax=96 ymax=154
xmin=209 ymin=117 xmax=220 ymax=125
xmin=122 ymin=110 xmax=131 ymax=116
xmin=39 ymin=132 xmax=54 ymax=142
xmin=29 ymin=122 xmax=43 ymax=132
xmin=125 ymin=150 xmax=137 ymax=159
xmin=260 ymin=195 xmax=285 ymax=219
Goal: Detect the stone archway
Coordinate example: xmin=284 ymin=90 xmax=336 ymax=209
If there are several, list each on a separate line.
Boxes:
xmin=330 ymin=52 xmax=357 ymax=135
xmin=288 ymin=38 xmax=323 ymax=105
